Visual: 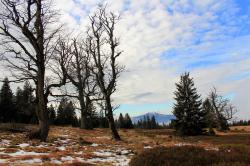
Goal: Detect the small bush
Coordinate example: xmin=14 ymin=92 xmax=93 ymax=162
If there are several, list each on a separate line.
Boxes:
xmin=129 ymin=146 xmax=250 ymax=166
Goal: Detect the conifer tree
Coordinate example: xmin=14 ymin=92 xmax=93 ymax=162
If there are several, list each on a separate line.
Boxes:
xmin=151 ymin=116 xmax=157 ymax=129
xmin=56 ymin=98 xmax=77 ymax=126
xmin=124 ymin=113 xmax=133 ymax=129
xmin=118 ymin=113 xmax=125 ymax=128
xmin=172 ymin=72 xmax=206 ymax=135
xmin=0 ymin=77 xmax=15 ymax=122
xmin=48 ymin=105 xmax=56 ymax=125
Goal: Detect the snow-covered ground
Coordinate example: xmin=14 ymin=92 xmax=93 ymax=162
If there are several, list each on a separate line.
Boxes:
xmin=0 ymin=133 xmax=134 ymax=166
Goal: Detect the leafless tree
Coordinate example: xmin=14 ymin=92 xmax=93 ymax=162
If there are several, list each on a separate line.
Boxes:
xmin=208 ymin=88 xmax=237 ymax=131
xmin=52 ymin=37 xmax=99 ymax=129
xmin=87 ymin=6 xmax=124 ymax=140
xmin=0 ymin=0 xmax=67 ymax=141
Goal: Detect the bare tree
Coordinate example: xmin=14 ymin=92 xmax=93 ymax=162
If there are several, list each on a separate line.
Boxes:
xmin=0 ymin=0 xmax=67 ymax=141
xmin=87 ymin=6 xmax=124 ymax=140
xmin=52 ymin=37 xmax=99 ymax=129
xmin=208 ymin=88 xmax=237 ymax=131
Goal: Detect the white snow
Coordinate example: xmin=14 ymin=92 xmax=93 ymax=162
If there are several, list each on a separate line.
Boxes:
xmin=18 ymin=143 xmax=29 ymax=148
xmin=94 ymin=150 xmax=113 ymax=156
xmin=75 ymin=151 xmax=83 ymax=155
xmin=0 ymin=150 xmax=48 ymax=156
xmin=57 ymin=138 xmax=71 ymax=143
xmin=205 ymin=147 xmax=219 ymax=151
xmin=91 ymin=143 xmax=99 ymax=147
xmin=144 ymin=146 xmax=152 ymax=149
xmin=0 ymin=139 xmax=10 ymax=146
xmin=50 ymin=159 xmax=62 ymax=164
xmin=57 ymin=146 xmax=66 ymax=151
xmin=0 ymin=159 xmax=7 ymax=164
xmin=20 ymin=158 xmax=42 ymax=164
xmin=174 ymin=143 xmax=192 ymax=147
xmin=89 ymin=148 xmax=133 ymax=166
xmin=61 ymin=156 xmax=74 ymax=161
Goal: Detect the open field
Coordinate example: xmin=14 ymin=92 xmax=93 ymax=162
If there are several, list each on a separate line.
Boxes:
xmin=0 ymin=124 xmax=250 ymax=166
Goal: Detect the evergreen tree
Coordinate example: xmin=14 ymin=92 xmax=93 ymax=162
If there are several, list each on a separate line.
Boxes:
xmin=118 ymin=113 xmax=125 ymax=128
xmin=172 ymin=72 xmax=206 ymax=135
xmin=56 ymin=98 xmax=78 ymax=126
xmin=0 ymin=77 xmax=15 ymax=122
xmin=48 ymin=104 xmax=56 ymax=125
xmin=124 ymin=113 xmax=133 ymax=129
xmin=14 ymin=81 xmax=37 ymax=124
xmin=151 ymin=116 xmax=157 ymax=129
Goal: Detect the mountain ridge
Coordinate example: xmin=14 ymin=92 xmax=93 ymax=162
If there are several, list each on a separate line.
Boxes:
xmin=132 ymin=112 xmax=175 ymax=124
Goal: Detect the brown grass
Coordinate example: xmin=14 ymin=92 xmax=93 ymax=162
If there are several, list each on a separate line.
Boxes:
xmin=0 ymin=124 xmax=250 ymax=165
xmin=129 ymin=146 xmax=250 ymax=166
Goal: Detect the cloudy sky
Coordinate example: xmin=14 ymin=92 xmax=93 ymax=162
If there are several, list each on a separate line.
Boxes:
xmin=1 ymin=0 xmax=250 ymax=119
xmin=47 ymin=0 xmax=250 ymax=119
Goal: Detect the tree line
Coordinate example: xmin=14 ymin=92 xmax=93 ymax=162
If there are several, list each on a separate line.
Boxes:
xmin=231 ymin=120 xmax=250 ymax=126
xmin=134 ymin=115 xmax=162 ymax=129
xmin=172 ymin=72 xmax=237 ymax=136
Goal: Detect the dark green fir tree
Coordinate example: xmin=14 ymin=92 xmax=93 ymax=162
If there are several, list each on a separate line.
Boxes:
xmin=172 ymin=72 xmax=206 ymax=135
xmin=0 ymin=77 xmax=15 ymax=122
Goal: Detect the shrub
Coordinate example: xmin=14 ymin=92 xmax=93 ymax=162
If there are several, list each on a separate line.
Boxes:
xmin=129 ymin=146 xmax=250 ymax=166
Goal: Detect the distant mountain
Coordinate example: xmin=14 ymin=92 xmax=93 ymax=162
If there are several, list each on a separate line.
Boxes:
xmin=132 ymin=112 xmax=175 ymax=124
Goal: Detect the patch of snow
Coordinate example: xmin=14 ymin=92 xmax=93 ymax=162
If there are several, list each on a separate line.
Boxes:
xmin=18 ymin=143 xmax=29 ymax=148
xmin=94 ymin=150 xmax=113 ymax=156
xmin=20 ymin=158 xmax=42 ymax=164
xmin=61 ymin=156 xmax=74 ymax=161
xmin=144 ymin=146 xmax=152 ymax=149
xmin=75 ymin=157 xmax=86 ymax=162
xmin=0 ymin=159 xmax=7 ymax=163
xmin=75 ymin=151 xmax=83 ymax=155
xmin=91 ymin=143 xmax=99 ymax=147
xmin=205 ymin=147 xmax=219 ymax=151
xmin=58 ymin=138 xmax=71 ymax=144
xmin=90 ymin=149 xmax=133 ymax=166
xmin=36 ymin=144 xmax=46 ymax=148
xmin=51 ymin=159 xmax=62 ymax=164
xmin=57 ymin=146 xmax=66 ymax=151
xmin=174 ymin=143 xmax=192 ymax=147
xmin=0 ymin=150 xmax=48 ymax=156
xmin=96 ymin=136 xmax=110 ymax=139
xmin=0 ymin=139 xmax=10 ymax=146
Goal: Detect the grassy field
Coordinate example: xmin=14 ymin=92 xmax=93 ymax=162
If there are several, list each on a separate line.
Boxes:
xmin=0 ymin=124 xmax=250 ymax=165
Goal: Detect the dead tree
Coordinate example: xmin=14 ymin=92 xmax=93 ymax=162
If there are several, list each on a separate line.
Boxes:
xmin=87 ymin=6 xmax=124 ymax=140
xmin=0 ymin=0 xmax=67 ymax=141
xmin=208 ymin=88 xmax=237 ymax=131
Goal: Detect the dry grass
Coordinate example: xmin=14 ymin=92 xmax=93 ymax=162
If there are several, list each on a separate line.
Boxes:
xmin=0 ymin=124 xmax=250 ymax=165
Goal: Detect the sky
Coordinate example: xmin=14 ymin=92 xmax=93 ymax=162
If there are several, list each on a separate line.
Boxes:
xmin=1 ymin=0 xmax=250 ymax=119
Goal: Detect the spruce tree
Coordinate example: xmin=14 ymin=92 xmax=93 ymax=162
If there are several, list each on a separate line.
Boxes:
xmin=48 ymin=104 xmax=56 ymax=125
xmin=173 ymin=72 xmax=206 ymax=135
xmin=0 ymin=77 xmax=15 ymax=122
xmin=124 ymin=113 xmax=133 ymax=129
xmin=151 ymin=116 xmax=157 ymax=129
xmin=56 ymin=98 xmax=77 ymax=126
xmin=118 ymin=113 xmax=125 ymax=128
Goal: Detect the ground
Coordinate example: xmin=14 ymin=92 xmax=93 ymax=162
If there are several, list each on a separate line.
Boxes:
xmin=0 ymin=124 xmax=250 ymax=166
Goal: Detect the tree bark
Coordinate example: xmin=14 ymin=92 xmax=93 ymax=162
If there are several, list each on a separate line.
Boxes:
xmin=106 ymin=96 xmax=120 ymax=140
xmin=36 ymin=65 xmax=49 ymax=141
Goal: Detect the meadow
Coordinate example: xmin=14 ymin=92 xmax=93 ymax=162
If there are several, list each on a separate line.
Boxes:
xmin=0 ymin=124 xmax=250 ymax=166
